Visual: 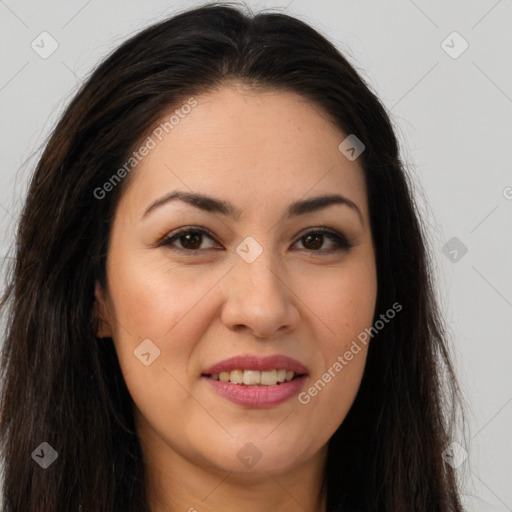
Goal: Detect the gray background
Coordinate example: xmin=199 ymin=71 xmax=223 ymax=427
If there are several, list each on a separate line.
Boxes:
xmin=1 ymin=1 xmax=511 ymax=510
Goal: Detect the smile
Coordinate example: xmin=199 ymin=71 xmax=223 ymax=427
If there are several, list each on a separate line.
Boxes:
xmin=204 ymin=369 xmax=299 ymax=386
xmin=201 ymin=354 xmax=309 ymax=407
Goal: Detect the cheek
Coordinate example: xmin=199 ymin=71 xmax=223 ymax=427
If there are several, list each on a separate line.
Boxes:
xmin=301 ymin=255 xmax=377 ymax=346
xmin=106 ymin=250 xmax=214 ymax=338
xmin=103 ymin=251 xmax=199 ymax=377
xmin=294 ymin=257 xmax=376 ymax=429
xmin=299 ymin=346 xmax=368 ymax=441
xmin=104 ymin=256 xmax=211 ymax=427
xmin=104 ymin=249 xmax=237 ymax=399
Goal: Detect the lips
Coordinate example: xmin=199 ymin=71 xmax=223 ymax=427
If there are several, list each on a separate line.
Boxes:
xmin=202 ymin=354 xmax=309 ymax=376
xmin=201 ymin=354 xmax=310 ymax=407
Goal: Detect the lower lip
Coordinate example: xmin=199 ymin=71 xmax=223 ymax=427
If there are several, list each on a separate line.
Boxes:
xmin=203 ymin=375 xmax=308 ymax=408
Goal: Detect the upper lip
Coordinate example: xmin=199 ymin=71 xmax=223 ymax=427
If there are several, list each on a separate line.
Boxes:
xmin=202 ymin=354 xmax=309 ymax=375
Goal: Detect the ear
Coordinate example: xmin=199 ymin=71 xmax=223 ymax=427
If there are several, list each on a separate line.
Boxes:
xmin=93 ymin=281 xmax=113 ymax=338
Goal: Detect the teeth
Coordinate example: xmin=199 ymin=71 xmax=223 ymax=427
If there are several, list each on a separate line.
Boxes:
xmin=260 ymin=369 xmax=277 ymax=385
xmin=230 ymin=370 xmax=243 ymax=385
xmin=242 ymin=370 xmax=260 ymax=385
xmin=208 ymin=369 xmax=299 ymax=385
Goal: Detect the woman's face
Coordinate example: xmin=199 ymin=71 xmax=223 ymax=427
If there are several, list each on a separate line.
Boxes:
xmin=96 ymin=84 xmax=377 ymax=480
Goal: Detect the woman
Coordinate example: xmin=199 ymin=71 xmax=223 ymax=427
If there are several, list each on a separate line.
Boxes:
xmin=0 ymin=2 xmax=466 ymax=511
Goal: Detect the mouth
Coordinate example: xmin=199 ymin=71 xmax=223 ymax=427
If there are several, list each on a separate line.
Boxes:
xmin=202 ymin=369 xmax=306 ymax=386
xmin=200 ymin=354 xmax=309 ymax=408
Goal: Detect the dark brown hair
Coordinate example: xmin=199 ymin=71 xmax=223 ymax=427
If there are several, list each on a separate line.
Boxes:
xmin=0 ymin=2 xmax=466 ymax=510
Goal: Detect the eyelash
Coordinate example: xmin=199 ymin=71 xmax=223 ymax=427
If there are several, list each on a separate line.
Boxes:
xmin=158 ymin=226 xmax=354 ymax=255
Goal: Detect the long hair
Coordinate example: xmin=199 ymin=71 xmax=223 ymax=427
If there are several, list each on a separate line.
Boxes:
xmin=0 ymin=2 xmax=466 ymax=510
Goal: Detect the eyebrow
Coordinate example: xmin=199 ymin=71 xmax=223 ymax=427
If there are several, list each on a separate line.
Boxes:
xmin=142 ymin=191 xmax=363 ymax=224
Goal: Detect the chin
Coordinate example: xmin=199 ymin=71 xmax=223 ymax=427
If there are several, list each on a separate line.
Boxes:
xmin=202 ymin=437 xmax=308 ymax=475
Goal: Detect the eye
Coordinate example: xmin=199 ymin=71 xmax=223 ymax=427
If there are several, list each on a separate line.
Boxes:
xmin=292 ymin=228 xmax=353 ymax=253
xmin=159 ymin=227 xmax=219 ymax=252
xmin=158 ymin=226 xmax=354 ymax=254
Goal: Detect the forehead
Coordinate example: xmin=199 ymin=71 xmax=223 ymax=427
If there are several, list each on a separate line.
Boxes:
xmin=119 ymin=84 xmax=368 ymax=220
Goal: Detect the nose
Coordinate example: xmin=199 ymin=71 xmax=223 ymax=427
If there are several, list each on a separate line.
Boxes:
xmin=220 ymin=251 xmax=300 ymax=339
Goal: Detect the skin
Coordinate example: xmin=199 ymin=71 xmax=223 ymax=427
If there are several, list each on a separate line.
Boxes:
xmin=95 ymin=83 xmax=377 ymax=512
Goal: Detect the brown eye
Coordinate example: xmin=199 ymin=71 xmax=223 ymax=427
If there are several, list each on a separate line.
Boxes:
xmin=159 ymin=228 xmax=218 ymax=252
xmin=159 ymin=226 xmax=353 ymax=255
xmin=302 ymin=233 xmax=323 ymax=250
xmin=294 ymin=229 xmax=353 ymax=253
xmin=178 ymin=232 xmax=203 ymax=250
